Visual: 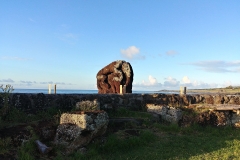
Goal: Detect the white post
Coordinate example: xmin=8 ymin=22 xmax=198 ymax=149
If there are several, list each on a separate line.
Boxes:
xmin=120 ymin=85 xmax=122 ymax=94
xmin=180 ymin=86 xmax=187 ymax=95
xmin=48 ymin=84 xmax=51 ymax=94
xmin=180 ymin=86 xmax=183 ymax=95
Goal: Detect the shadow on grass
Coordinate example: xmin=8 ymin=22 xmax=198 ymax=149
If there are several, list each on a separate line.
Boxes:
xmin=148 ymin=125 xmax=240 ymax=159
xmin=70 ymin=124 xmax=240 ymax=160
xmin=70 ymin=107 xmax=240 ymax=159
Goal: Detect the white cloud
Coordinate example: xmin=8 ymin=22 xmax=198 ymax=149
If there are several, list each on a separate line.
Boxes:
xmin=180 ymin=76 xmax=219 ymax=89
xmin=149 ymin=75 xmax=158 ymax=85
xmin=29 ymin=18 xmax=36 ymax=23
xmin=39 ymin=81 xmax=74 ymax=85
xmin=0 ymin=78 xmax=76 ymax=89
xmin=20 ymin=81 xmax=36 ymax=83
xmin=133 ymin=75 xmax=240 ymax=91
xmin=121 ymin=46 xmax=139 ymax=59
xmin=182 ymin=76 xmax=191 ymax=84
xmin=40 ymin=81 xmax=54 ymax=84
xmin=64 ymin=33 xmax=78 ymax=40
xmin=140 ymin=75 xmax=160 ymax=86
xmin=60 ymin=24 xmax=69 ymax=29
xmin=20 ymin=80 xmax=36 ymax=86
xmin=133 ymin=75 xmax=162 ymax=90
xmin=56 ymin=82 xmax=74 ymax=85
xmin=121 ymin=46 xmax=145 ymax=60
xmin=187 ymin=60 xmax=240 ymax=73
xmin=223 ymin=81 xmax=232 ymax=87
xmin=0 ymin=56 xmax=31 ymax=61
xmin=163 ymin=77 xmax=180 ymax=88
xmin=194 ymin=81 xmax=218 ymax=88
xmin=235 ymin=68 xmax=240 ymax=72
xmin=56 ymin=24 xmax=78 ymax=43
xmin=0 ymin=78 xmax=14 ymax=83
xmin=56 ymin=82 xmax=66 ymax=85
xmin=166 ymin=50 xmax=178 ymax=56
xmin=60 ymin=33 xmax=78 ymax=41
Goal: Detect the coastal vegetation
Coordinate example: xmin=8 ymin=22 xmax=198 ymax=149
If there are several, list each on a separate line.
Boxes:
xmin=160 ymin=86 xmax=240 ymax=94
xmin=188 ymin=85 xmax=240 ymax=94
xmin=0 ymin=84 xmax=14 ymax=119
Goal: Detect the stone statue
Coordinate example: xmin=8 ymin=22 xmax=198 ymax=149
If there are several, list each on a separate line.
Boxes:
xmin=96 ymin=60 xmax=134 ymax=94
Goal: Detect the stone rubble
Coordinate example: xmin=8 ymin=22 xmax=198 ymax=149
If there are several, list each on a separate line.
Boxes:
xmin=146 ymin=104 xmax=183 ymax=123
xmin=54 ymin=111 xmax=109 ymax=154
xmin=75 ymin=99 xmax=100 ymax=111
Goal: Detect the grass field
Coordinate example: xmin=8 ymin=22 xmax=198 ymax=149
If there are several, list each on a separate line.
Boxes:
xmin=188 ymin=88 xmax=240 ymax=94
xmin=72 ymin=125 xmax=240 ymax=160
xmin=1 ymin=104 xmax=240 ymax=159
xmin=164 ymin=86 xmax=240 ymax=95
xmin=63 ymin=109 xmax=240 ymax=160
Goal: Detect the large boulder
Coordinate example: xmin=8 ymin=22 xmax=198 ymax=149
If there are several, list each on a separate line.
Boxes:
xmin=96 ymin=60 xmax=134 ymax=94
xmin=54 ymin=111 xmax=109 ymax=154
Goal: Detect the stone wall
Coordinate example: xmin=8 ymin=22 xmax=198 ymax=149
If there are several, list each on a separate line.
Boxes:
xmin=1 ymin=93 xmax=240 ymax=113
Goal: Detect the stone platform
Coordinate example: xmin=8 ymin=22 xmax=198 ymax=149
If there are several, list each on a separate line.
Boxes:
xmin=1 ymin=93 xmax=240 ymax=113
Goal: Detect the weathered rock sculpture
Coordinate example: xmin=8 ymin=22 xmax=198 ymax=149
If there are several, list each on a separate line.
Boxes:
xmin=96 ymin=60 xmax=134 ymax=94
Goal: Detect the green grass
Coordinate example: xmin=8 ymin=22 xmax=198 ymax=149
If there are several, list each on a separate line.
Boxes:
xmin=0 ymin=137 xmax=12 ymax=155
xmin=189 ymin=87 xmax=240 ymax=94
xmin=108 ymin=107 xmax=152 ymax=119
xmin=0 ymin=106 xmax=63 ymax=129
xmin=2 ymin=107 xmax=240 ymax=159
xmin=67 ymin=130 xmax=157 ymax=160
xmin=65 ymin=124 xmax=240 ymax=160
xmin=17 ymin=126 xmax=39 ymax=160
xmin=60 ymin=108 xmax=240 ymax=160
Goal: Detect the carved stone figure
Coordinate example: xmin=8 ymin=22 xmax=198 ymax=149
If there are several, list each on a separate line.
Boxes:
xmin=96 ymin=60 xmax=134 ymax=94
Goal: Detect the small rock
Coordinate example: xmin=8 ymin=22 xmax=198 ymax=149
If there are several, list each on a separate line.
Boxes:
xmin=35 ymin=140 xmax=52 ymax=154
xmin=78 ymin=147 xmax=87 ymax=154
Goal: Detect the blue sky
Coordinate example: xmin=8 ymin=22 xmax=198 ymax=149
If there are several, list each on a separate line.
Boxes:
xmin=1 ymin=0 xmax=240 ymax=91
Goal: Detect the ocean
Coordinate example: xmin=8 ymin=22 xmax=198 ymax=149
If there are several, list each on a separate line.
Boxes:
xmin=12 ymin=89 xmax=177 ymax=94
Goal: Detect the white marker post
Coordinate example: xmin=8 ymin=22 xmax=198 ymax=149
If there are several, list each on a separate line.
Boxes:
xmin=180 ymin=86 xmax=187 ymax=95
xmin=120 ymin=85 xmax=123 ymax=94
xmin=48 ymin=84 xmax=51 ymax=94
xmin=180 ymin=86 xmax=183 ymax=95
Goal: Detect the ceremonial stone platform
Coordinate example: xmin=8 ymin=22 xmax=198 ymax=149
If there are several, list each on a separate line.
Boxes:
xmin=1 ymin=93 xmax=240 ymax=113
